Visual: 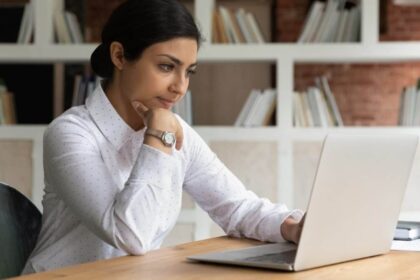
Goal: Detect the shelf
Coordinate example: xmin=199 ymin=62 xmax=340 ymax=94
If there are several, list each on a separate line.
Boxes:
xmin=194 ymin=126 xmax=281 ymax=141
xmin=4 ymin=42 xmax=420 ymax=63
xmin=0 ymin=125 xmax=46 ymax=137
xmin=0 ymin=44 xmax=97 ymax=63
xmin=399 ymin=211 xmax=420 ymax=222
xmin=200 ymin=42 xmax=420 ymax=62
xmin=292 ymin=127 xmax=420 ymax=141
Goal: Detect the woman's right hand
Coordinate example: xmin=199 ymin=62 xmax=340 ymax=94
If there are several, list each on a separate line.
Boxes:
xmin=132 ymin=101 xmax=184 ymax=153
xmin=280 ymin=213 xmax=305 ymax=244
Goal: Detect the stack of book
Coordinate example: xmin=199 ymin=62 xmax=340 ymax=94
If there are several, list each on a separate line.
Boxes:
xmin=0 ymin=79 xmax=17 ymax=124
xmin=234 ymin=88 xmax=276 ymax=127
xmin=54 ymin=9 xmax=84 ymax=43
xmin=399 ymin=81 xmax=420 ymax=126
xmin=293 ymin=76 xmax=343 ymax=127
xmin=212 ymin=6 xmax=265 ymax=44
xmin=298 ymin=0 xmax=361 ymax=43
xmin=394 ymin=221 xmax=420 ymax=241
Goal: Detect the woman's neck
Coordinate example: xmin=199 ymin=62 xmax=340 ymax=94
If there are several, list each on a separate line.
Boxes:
xmin=103 ymin=80 xmax=145 ymax=131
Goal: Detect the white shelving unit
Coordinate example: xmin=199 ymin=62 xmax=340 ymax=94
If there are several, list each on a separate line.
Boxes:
xmin=2 ymin=0 xmax=420 ymax=241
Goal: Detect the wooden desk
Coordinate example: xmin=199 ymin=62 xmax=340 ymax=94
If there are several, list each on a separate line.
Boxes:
xmin=13 ymin=236 xmax=420 ymax=279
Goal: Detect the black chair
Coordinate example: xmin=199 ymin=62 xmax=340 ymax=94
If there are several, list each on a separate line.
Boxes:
xmin=0 ymin=182 xmax=42 ymax=278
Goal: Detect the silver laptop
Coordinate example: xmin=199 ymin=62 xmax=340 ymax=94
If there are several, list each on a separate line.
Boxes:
xmin=188 ymin=133 xmax=418 ymax=271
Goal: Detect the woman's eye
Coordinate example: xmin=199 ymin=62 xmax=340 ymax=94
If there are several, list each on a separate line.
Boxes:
xmin=159 ymin=64 xmax=174 ymax=72
xmin=187 ymin=69 xmax=197 ymax=77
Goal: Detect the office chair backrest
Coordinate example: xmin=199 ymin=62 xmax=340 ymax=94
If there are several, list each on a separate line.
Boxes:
xmin=0 ymin=182 xmax=42 ymax=278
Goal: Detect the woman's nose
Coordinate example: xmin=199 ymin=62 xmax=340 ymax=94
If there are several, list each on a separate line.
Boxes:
xmin=170 ymin=74 xmax=188 ymax=94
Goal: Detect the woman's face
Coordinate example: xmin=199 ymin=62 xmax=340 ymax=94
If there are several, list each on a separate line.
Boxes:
xmin=119 ymin=38 xmax=198 ymax=110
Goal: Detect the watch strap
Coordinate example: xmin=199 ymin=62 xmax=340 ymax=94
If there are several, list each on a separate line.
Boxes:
xmin=145 ymin=128 xmax=164 ymax=139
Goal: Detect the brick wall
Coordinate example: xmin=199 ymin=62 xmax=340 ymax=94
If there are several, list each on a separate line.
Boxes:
xmin=380 ymin=0 xmax=420 ymax=41
xmin=275 ymin=0 xmax=308 ymax=42
xmin=295 ymin=63 xmax=420 ymax=125
xmin=276 ymin=0 xmax=420 ymax=125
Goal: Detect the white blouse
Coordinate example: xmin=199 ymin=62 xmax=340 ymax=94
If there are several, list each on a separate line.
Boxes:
xmin=22 ymin=85 xmax=303 ymax=274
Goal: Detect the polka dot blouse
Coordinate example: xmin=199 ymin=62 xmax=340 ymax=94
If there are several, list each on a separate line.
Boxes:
xmin=22 ymin=85 xmax=303 ymax=274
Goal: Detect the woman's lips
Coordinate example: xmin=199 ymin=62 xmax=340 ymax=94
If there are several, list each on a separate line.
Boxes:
xmin=157 ymin=97 xmax=175 ymax=109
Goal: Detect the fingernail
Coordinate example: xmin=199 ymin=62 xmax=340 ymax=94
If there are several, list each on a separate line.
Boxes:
xmin=132 ymin=101 xmax=144 ymax=112
xmin=132 ymin=100 xmax=140 ymax=108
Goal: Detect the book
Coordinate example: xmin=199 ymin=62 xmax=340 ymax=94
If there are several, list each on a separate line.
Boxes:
xmin=335 ymin=9 xmax=349 ymax=42
xmin=234 ymin=89 xmax=259 ymax=126
xmin=235 ymin=8 xmax=255 ymax=43
xmin=250 ymin=88 xmax=276 ymax=126
xmin=242 ymin=90 xmax=264 ymax=127
xmin=212 ymin=10 xmax=220 ymax=43
xmin=297 ymin=1 xmax=325 ymax=43
xmin=313 ymin=0 xmax=336 ymax=42
xmin=293 ymin=91 xmax=305 ymax=127
xmin=229 ymin=9 xmax=245 ymax=43
xmin=64 ymin=11 xmax=84 ymax=43
xmin=219 ymin=6 xmax=236 ymax=43
xmin=317 ymin=0 xmax=340 ymax=42
xmin=245 ymin=11 xmax=265 ymax=43
xmin=17 ymin=2 xmax=34 ymax=44
xmin=54 ymin=10 xmax=72 ymax=43
xmin=2 ymin=91 xmax=17 ymax=124
xmin=394 ymin=221 xmax=420 ymax=241
xmin=0 ymin=79 xmax=6 ymax=124
xmin=318 ymin=76 xmax=343 ymax=126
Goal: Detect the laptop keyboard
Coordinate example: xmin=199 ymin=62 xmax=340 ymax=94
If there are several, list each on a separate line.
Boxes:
xmin=240 ymin=249 xmax=297 ymax=264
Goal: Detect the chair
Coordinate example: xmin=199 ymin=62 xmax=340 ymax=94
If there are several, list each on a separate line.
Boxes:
xmin=0 ymin=182 xmax=42 ymax=278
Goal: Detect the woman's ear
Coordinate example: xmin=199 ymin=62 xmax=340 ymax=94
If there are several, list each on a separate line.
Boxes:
xmin=110 ymin=42 xmax=125 ymax=71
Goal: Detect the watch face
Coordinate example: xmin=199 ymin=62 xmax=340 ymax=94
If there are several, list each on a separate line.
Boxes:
xmin=163 ymin=132 xmax=176 ymax=146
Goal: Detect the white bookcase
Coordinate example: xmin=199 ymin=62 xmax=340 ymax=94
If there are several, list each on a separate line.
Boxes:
xmin=2 ymin=0 xmax=420 ymax=244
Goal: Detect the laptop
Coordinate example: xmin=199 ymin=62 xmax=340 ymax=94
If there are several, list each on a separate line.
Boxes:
xmin=187 ymin=133 xmax=418 ymax=271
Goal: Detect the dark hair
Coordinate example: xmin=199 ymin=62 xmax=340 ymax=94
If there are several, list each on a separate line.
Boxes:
xmin=90 ymin=0 xmax=203 ymax=79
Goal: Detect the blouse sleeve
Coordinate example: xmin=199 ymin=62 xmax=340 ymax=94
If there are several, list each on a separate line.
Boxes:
xmin=44 ymin=118 xmax=182 ymax=255
xmin=182 ymin=125 xmax=303 ymax=243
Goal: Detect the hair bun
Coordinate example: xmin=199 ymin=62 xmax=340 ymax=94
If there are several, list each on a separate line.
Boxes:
xmin=90 ymin=44 xmax=114 ymax=79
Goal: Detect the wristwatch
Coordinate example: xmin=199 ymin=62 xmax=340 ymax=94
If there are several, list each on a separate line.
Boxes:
xmin=145 ymin=128 xmax=176 ymax=147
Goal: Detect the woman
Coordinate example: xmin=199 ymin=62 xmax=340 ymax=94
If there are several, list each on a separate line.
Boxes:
xmin=22 ymin=0 xmax=304 ymax=274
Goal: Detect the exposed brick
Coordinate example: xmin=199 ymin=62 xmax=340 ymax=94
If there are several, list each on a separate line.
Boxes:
xmin=294 ymin=63 xmax=420 ymax=126
xmin=380 ymin=0 xmax=420 ymax=41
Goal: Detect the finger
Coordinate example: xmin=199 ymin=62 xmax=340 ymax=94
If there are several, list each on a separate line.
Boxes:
xmin=131 ymin=101 xmax=149 ymax=122
xmin=299 ymin=213 xmax=306 ymax=227
xmin=132 ymin=100 xmax=149 ymax=114
xmin=175 ymin=122 xmax=184 ymax=150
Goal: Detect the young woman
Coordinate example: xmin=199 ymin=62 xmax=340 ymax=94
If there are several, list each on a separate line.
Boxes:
xmin=22 ymin=0 xmax=304 ymax=274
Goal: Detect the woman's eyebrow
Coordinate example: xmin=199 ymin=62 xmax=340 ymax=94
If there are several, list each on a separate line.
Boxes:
xmin=157 ymin=54 xmax=197 ymax=68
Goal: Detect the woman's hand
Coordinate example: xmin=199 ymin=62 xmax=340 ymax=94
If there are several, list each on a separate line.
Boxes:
xmin=132 ymin=101 xmax=184 ymax=152
xmin=280 ymin=213 xmax=305 ymax=244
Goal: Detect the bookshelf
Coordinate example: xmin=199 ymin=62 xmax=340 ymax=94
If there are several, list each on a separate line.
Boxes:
xmin=2 ymin=0 xmax=420 ymax=245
